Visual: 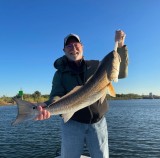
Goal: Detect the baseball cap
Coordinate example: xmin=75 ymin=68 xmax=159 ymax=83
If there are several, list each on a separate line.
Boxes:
xmin=64 ymin=33 xmax=81 ymax=47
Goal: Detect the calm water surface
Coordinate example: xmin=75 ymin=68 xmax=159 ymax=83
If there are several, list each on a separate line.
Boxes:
xmin=0 ymin=99 xmax=160 ymax=158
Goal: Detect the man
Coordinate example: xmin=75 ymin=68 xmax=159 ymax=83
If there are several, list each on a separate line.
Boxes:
xmin=36 ymin=30 xmax=128 ymax=158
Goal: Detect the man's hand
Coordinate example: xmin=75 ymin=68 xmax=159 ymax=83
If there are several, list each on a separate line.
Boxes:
xmin=35 ymin=103 xmax=51 ymax=120
xmin=115 ymin=30 xmax=126 ymax=48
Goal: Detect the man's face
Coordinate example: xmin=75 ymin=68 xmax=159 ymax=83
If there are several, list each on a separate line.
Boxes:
xmin=63 ymin=38 xmax=83 ymax=62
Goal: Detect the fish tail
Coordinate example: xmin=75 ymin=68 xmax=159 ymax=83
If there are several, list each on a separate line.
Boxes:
xmin=12 ymin=97 xmax=38 ymax=126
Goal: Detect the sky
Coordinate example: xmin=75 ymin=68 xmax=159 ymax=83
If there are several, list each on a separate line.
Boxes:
xmin=0 ymin=0 xmax=160 ymax=97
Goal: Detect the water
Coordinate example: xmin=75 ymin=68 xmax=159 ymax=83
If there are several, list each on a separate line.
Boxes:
xmin=0 ymin=99 xmax=160 ymax=158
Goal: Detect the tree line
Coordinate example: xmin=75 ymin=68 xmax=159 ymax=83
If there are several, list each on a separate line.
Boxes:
xmin=0 ymin=91 xmax=144 ymax=105
xmin=0 ymin=91 xmax=49 ymax=105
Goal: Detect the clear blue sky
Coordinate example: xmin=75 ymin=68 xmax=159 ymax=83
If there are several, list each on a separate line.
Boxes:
xmin=0 ymin=0 xmax=160 ymax=97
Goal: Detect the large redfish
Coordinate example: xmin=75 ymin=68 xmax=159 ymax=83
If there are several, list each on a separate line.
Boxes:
xmin=12 ymin=49 xmax=121 ymax=125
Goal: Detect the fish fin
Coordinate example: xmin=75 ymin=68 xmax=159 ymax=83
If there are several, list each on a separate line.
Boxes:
xmin=12 ymin=97 xmax=38 ymax=126
xmin=107 ymin=83 xmax=116 ymax=97
xmin=100 ymin=94 xmax=106 ymax=104
xmin=62 ymin=112 xmax=75 ymax=123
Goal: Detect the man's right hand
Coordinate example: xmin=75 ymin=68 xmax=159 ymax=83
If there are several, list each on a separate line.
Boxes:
xmin=35 ymin=104 xmax=51 ymax=120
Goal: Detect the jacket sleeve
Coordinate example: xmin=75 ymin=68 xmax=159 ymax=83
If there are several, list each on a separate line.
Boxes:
xmin=45 ymin=71 xmax=66 ymax=105
xmin=117 ymin=45 xmax=129 ymax=79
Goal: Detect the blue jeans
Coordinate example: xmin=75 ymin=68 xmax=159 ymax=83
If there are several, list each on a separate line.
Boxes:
xmin=61 ymin=117 xmax=109 ymax=158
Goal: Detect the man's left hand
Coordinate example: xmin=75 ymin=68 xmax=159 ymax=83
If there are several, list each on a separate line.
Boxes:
xmin=115 ymin=30 xmax=126 ymax=48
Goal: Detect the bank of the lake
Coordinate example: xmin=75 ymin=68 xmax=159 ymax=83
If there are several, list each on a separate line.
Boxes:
xmin=0 ymin=93 xmax=149 ymax=106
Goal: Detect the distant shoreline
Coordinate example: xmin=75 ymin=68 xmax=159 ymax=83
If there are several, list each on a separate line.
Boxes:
xmin=1 ymin=93 xmax=159 ymax=106
xmin=0 ymin=103 xmax=15 ymax=106
xmin=1 ymin=98 xmax=159 ymax=106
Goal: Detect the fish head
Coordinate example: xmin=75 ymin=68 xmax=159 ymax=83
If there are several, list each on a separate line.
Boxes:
xmin=103 ymin=51 xmax=121 ymax=82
